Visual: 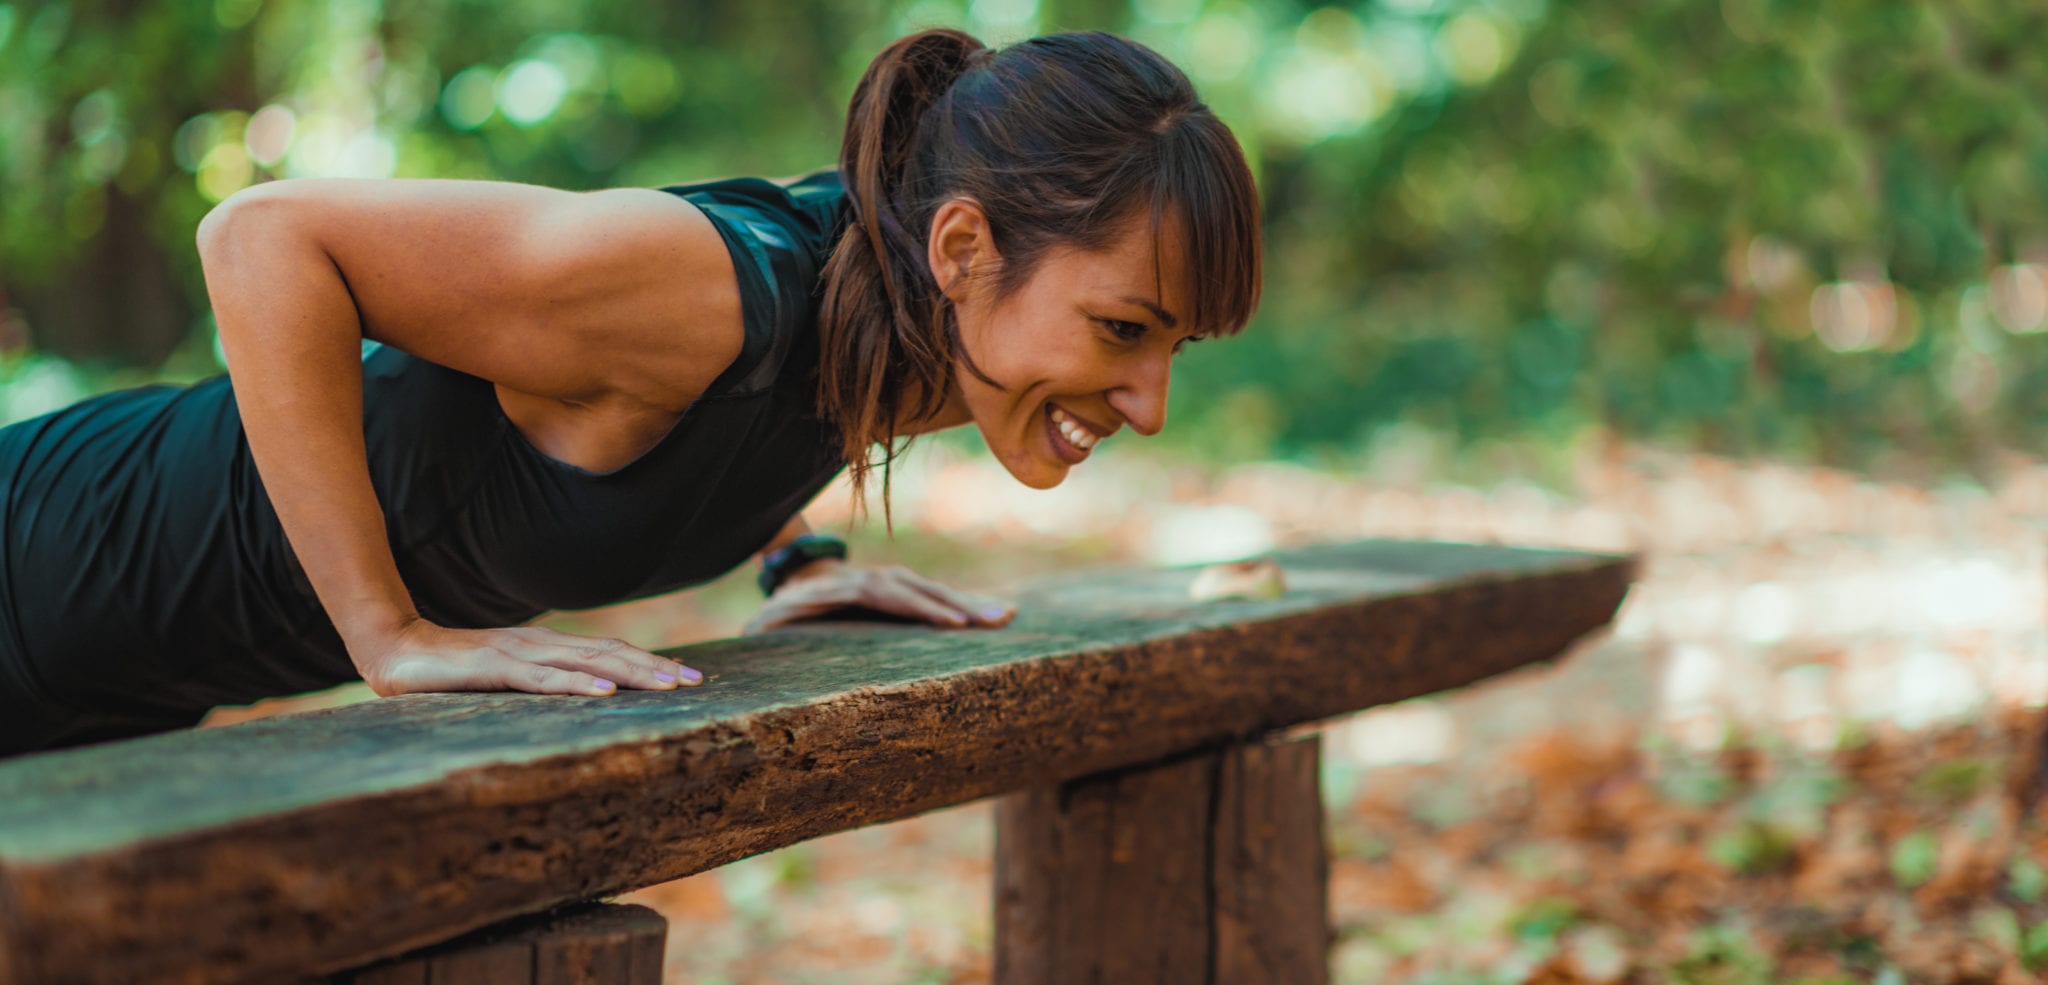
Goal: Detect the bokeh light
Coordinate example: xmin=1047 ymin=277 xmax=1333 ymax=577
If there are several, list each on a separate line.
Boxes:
xmin=1260 ymin=7 xmax=1383 ymax=146
xmin=243 ymin=104 xmax=296 ymax=168
xmin=1185 ymin=4 xmax=1260 ymax=85
xmin=1437 ymin=12 xmax=1514 ymax=87
xmin=1990 ymin=263 xmax=2048 ymax=333
xmin=441 ymin=65 xmax=498 ymax=131
xmin=497 ymin=59 xmax=567 ymax=127
xmin=967 ymin=0 xmax=1038 ymax=38
xmin=1809 ymin=280 xmax=1898 ymax=353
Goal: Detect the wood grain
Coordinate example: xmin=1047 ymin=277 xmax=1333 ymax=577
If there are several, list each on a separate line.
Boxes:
xmin=0 ymin=540 xmax=1633 ymax=985
xmin=994 ymin=749 xmax=1218 ymax=984
xmin=1211 ymin=736 xmax=1328 ymax=984
xmin=993 ymin=735 xmax=1326 ymax=985
xmin=330 ymin=902 xmax=665 ymax=985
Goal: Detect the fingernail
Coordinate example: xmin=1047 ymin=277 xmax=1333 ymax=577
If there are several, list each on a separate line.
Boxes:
xmin=654 ymin=672 xmax=676 ymax=685
xmin=982 ymin=606 xmax=1008 ymax=620
xmin=592 ymin=679 xmax=616 ymax=692
xmin=679 ymin=667 xmax=704 ymax=684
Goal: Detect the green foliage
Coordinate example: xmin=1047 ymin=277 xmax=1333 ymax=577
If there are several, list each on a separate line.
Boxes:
xmin=1506 ymin=895 xmax=1581 ymax=941
xmin=1887 ymin=830 xmax=1939 ymax=888
xmin=2010 ymin=856 xmax=2047 ymax=905
xmin=1650 ymin=753 xmax=1739 ymax=806
xmin=1666 ymin=923 xmax=1774 ymax=985
xmin=1708 ymin=819 xmax=1798 ymax=876
xmin=1911 ymin=756 xmax=1996 ymax=805
xmin=2024 ymin=920 xmax=2048 ymax=972
xmin=3 ymin=0 xmax=2045 ymax=466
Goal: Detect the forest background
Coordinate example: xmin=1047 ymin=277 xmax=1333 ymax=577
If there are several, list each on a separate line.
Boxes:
xmin=5 ymin=1 xmax=2048 ymax=983
xmin=4 ymin=0 xmax=2044 ymax=472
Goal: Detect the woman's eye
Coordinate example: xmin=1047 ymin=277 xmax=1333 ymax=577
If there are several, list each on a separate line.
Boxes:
xmin=1100 ymin=318 xmax=1147 ymax=342
xmin=1172 ymin=335 xmax=1207 ymax=356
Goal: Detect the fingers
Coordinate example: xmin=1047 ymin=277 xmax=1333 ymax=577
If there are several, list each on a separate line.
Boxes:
xmin=868 ymin=579 xmax=974 ymax=627
xmin=492 ymin=657 xmax=621 ymax=697
xmin=362 ymin=621 xmax=707 ymax=698
xmin=747 ymin=565 xmax=1018 ymax=633
xmin=522 ymin=628 xmax=703 ymax=690
xmin=743 ymin=596 xmax=843 ymax=635
xmin=893 ymin=568 xmax=1015 ymax=627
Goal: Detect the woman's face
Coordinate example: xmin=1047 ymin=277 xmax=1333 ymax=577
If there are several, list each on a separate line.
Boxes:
xmin=927 ymin=200 xmax=1202 ymax=489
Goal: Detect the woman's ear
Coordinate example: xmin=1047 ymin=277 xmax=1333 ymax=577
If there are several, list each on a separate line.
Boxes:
xmin=927 ymin=198 xmax=993 ymax=303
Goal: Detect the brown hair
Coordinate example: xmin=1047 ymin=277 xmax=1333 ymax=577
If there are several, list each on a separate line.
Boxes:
xmin=816 ymin=28 xmax=1263 ymax=517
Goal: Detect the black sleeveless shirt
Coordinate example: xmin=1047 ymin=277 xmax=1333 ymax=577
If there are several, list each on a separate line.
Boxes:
xmin=0 ymin=169 xmax=851 ymax=752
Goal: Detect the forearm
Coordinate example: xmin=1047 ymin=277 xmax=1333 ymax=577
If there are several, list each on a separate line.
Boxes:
xmin=758 ymin=513 xmax=813 ymax=560
xmin=198 ymin=192 xmax=419 ymax=651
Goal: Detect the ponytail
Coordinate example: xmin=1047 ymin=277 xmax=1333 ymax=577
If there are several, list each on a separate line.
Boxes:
xmin=817 ymin=28 xmax=989 ymax=525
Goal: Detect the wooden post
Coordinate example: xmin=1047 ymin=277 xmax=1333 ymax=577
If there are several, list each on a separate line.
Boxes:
xmin=331 ymin=902 xmax=665 ymax=985
xmin=994 ymin=734 xmax=1329 ymax=985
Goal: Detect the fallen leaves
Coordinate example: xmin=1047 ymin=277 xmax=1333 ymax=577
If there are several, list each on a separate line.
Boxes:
xmin=1330 ymin=711 xmax=2048 ymax=983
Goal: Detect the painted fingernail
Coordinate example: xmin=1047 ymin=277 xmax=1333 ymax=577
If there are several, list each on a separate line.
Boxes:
xmin=592 ymin=678 xmax=616 ymax=692
xmin=679 ymin=667 xmax=704 ymax=684
xmin=654 ymin=672 xmax=676 ymax=685
xmin=982 ymin=606 xmax=1009 ymax=620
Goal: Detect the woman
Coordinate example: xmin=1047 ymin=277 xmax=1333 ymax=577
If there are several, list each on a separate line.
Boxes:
xmin=0 ymin=28 xmax=1262 ymax=755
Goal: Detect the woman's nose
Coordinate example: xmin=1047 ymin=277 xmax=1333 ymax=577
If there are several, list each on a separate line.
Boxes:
xmin=1108 ymin=351 xmax=1171 ymax=437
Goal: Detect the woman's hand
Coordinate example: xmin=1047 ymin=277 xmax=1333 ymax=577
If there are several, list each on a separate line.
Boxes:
xmin=743 ymin=559 xmax=1017 ymax=634
xmin=350 ymin=617 xmax=701 ymax=697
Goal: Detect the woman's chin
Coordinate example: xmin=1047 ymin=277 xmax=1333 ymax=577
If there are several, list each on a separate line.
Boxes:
xmin=1012 ymin=463 xmax=1068 ymax=490
xmin=998 ymin=448 xmax=1068 ymax=489
xmin=1021 ymin=469 xmax=1067 ymax=490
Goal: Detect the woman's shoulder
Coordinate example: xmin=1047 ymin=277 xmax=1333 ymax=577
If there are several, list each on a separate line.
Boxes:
xmin=653 ymin=168 xmax=847 ymax=399
xmin=656 ymin=167 xmax=848 ymax=257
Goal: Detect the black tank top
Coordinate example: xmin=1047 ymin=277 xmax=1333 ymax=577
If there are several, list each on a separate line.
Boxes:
xmin=0 ymin=169 xmax=851 ymax=750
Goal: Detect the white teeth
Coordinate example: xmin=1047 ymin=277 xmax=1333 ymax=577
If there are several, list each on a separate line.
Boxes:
xmin=1050 ymin=406 xmax=1097 ymax=451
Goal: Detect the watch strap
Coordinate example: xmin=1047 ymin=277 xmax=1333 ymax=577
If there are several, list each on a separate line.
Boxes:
xmin=758 ymin=533 xmax=849 ymax=596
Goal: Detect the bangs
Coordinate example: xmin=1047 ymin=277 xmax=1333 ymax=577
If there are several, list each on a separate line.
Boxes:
xmin=1147 ymin=111 xmax=1264 ymax=338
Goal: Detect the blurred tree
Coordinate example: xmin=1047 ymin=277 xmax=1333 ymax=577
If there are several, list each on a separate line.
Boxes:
xmin=2 ymin=0 xmax=2044 ymax=470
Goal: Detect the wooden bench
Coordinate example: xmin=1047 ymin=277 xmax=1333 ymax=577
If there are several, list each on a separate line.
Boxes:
xmin=0 ymin=539 xmax=1633 ymax=985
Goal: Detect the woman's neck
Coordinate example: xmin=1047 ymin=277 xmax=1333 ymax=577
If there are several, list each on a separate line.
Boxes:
xmin=886 ymin=378 xmax=971 ymax=438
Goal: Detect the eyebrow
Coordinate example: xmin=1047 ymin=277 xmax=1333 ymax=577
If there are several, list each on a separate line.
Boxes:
xmin=1119 ymin=296 xmax=1180 ymax=330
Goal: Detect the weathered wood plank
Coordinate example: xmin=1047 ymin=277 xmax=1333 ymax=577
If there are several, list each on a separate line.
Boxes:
xmin=329 ymin=902 xmax=664 ymax=985
xmin=1212 ymin=735 xmax=1328 ymax=984
xmin=993 ymin=735 xmax=1326 ymax=984
xmin=529 ymin=902 xmax=662 ymax=985
xmin=0 ymin=540 xmax=1633 ymax=985
xmin=423 ymin=942 xmax=531 ymax=985
xmin=333 ymin=963 xmax=426 ymax=985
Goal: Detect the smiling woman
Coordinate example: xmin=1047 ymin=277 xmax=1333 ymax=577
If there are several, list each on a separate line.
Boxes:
xmin=0 ymin=27 xmax=1262 ymax=756
xmin=817 ymin=28 xmax=1263 ymax=505
xmin=916 ymin=202 xmax=1206 ymax=487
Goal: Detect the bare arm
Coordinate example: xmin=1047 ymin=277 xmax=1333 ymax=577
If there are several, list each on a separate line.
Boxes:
xmin=196 ymin=178 xmax=740 ymax=696
xmin=758 ymin=514 xmax=814 ymax=558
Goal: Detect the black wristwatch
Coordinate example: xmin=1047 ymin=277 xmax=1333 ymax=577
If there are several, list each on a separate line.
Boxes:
xmin=758 ymin=533 xmax=848 ymax=596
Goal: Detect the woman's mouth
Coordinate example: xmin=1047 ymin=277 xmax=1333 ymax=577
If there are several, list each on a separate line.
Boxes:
xmin=1044 ymin=403 xmax=1099 ymax=465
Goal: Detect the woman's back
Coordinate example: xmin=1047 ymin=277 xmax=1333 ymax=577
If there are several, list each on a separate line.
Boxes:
xmin=0 ymin=169 xmax=851 ymax=751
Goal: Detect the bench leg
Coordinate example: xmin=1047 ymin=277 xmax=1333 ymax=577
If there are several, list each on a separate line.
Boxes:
xmin=994 ymin=734 xmax=1329 ymax=985
xmin=332 ymin=901 xmax=666 ymax=985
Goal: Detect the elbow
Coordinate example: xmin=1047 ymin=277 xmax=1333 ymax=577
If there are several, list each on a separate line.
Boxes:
xmin=196 ymin=183 xmax=296 ymax=265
